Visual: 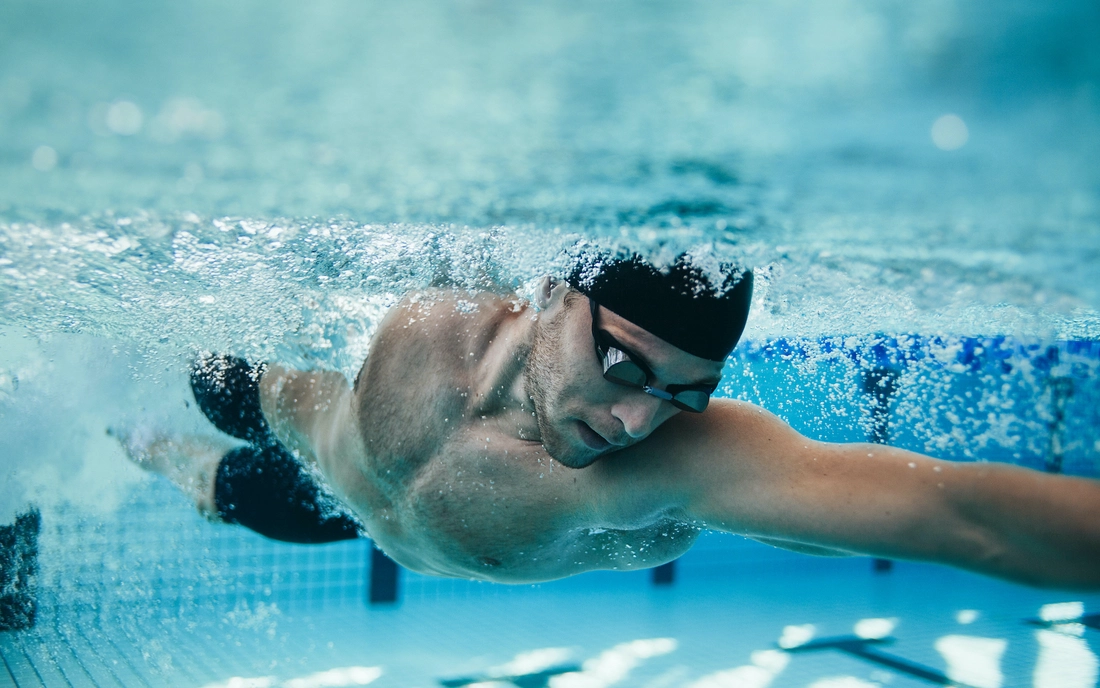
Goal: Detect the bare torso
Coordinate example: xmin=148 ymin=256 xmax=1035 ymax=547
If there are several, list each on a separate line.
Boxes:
xmin=252 ymin=287 xmax=1100 ymax=591
xmin=261 ymin=290 xmax=700 ymax=583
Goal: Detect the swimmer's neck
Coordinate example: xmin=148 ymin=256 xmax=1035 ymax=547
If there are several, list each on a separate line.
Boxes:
xmin=466 ymin=297 xmax=541 ymax=439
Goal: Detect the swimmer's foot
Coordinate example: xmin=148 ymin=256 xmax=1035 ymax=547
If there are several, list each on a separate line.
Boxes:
xmin=110 ymin=426 xmax=235 ymax=521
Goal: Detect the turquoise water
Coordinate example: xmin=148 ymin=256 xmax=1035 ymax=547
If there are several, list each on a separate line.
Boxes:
xmin=3 ymin=0 xmax=1100 ymax=343
xmin=2 ymin=2 xmax=1100 ymax=686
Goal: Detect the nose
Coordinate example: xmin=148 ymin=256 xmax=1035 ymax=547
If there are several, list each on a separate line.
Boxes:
xmin=610 ymin=393 xmax=664 ymax=440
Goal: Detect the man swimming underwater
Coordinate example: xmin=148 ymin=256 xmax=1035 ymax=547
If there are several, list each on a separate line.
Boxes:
xmin=119 ymin=250 xmax=1100 ymax=589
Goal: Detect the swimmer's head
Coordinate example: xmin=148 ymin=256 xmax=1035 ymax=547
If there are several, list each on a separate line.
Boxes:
xmin=565 ymin=249 xmax=753 ymax=362
xmin=523 ymin=250 xmax=752 ymax=468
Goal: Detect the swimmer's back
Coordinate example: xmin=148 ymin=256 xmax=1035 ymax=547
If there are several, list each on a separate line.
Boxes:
xmin=353 ymin=289 xmax=520 ymax=483
xmin=345 ymin=289 xmax=699 ymax=582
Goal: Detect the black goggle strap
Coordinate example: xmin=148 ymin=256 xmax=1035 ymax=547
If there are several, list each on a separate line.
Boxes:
xmin=591 ymin=298 xmax=713 ymax=412
xmin=640 ymin=384 xmax=674 ymax=401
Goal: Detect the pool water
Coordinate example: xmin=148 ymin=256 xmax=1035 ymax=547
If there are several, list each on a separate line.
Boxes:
xmin=4 ymin=486 xmax=1100 ymax=687
xmin=2 ymin=1 xmax=1100 ymax=686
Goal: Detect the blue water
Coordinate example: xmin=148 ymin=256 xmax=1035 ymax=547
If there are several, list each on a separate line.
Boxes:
xmin=2 ymin=1 xmax=1099 ymax=344
xmin=2 ymin=2 xmax=1100 ymax=686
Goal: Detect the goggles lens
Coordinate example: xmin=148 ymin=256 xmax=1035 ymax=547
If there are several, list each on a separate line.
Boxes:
xmin=602 ymin=352 xmax=648 ymax=388
xmin=667 ymin=388 xmax=710 ymax=413
xmin=591 ymin=300 xmax=712 ymax=413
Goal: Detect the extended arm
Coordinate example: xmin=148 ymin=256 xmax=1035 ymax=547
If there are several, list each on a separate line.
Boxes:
xmin=608 ymin=400 xmax=1100 ymax=590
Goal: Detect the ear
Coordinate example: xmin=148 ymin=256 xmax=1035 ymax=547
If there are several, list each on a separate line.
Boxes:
xmin=534 ymin=275 xmax=556 ymax=309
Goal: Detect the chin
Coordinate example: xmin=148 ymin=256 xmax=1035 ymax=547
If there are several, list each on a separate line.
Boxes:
xmin=552 ymin=447 xmax=601 ymax=469
xmin=539 ymin=424 xmax=601 ymax=469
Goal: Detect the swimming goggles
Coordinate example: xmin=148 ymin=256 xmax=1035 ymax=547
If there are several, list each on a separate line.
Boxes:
xmin=589 ymin=298 xmax=714 ymax=413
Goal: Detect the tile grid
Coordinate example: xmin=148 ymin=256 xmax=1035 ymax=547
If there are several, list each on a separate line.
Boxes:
xmin=35 ymin=482 xmax=373 ymax=626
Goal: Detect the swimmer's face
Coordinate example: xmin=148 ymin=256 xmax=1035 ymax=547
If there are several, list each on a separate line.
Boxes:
xmin=525 ymin=280 xmax=725 ymax=468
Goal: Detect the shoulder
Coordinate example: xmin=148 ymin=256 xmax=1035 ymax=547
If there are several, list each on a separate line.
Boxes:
xmin=353 ymin=290 xmax=527 ymax=472
xmin=361 ymin=290 xmax=526 ymax=397
xmin=372 ymin=289 xmax=524 ymax=356
xmin=602 ymin=399 xmax=800 ymax=472
xmin=585 ymin=400 xmax=810 ymax=522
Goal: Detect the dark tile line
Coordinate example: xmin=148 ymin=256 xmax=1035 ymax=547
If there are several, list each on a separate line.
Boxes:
xmin=173 ymin=620 xmax=254 ymax=682
xmin=142 ymin=620 xmax=219 ymax=686
xmin=110 ymin=615 xmax=185 ymax=687
xmin=17 ymin=633 xmax=76 ymax=687
xmin=199 ymin=619 xmax=277 ymax=681
xmin=61 ymin=622 xmax=126 ymax=688
xmin=0 ymin=642 xmax=19 ymax=688
xmin=0 ymin=637 xmax=42 ymax=688
xmin=139 ymin=616 xmax=225 ymax=686
xmin=33 ymin=627 xmax=97 ymax=688
xmin=163 ymin=613 xmax=267 ymax=684
xmin=92 ymin=616 xmax=155 ymax=688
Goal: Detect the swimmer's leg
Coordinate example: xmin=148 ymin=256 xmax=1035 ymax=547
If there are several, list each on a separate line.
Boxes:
xmin=112 ymin=428 xmax=232 ymax=521
xmin=257 ymin=363 xmax=356 ymax=470
xmin=214 ymin=443 xmax=362 ymax=543
xmin=191 ymin=354 xmax=354 ymax=470
xmin=116 ymin=429 xmax=361 ymax=543
xmin=190 ymin=354 xmax=272 ymax=444
xmin=186 ymin=354 xmax=361 ymax=542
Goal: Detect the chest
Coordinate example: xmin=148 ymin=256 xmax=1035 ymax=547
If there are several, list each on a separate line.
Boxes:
xmin=385 ymin=437 xmax=698 ymax=582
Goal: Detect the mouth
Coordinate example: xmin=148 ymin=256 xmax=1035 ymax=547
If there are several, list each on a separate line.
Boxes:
xmin=576 ymin=420 xmax=613 ymax=452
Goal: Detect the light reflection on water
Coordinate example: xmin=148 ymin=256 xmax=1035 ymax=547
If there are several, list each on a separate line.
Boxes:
xmin=1033 ymin=627 xmax=1099 ymax=688
xmin=1 ymin=0 xmax=1098 ymax=342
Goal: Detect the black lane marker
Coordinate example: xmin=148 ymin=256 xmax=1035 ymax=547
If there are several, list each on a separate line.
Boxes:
xmin=440 ymin=664 xmax=582 ymax=688
xmin=1025 ymin=613 xmax=1099 ymax=631
xmin=369 ymin=545 xmax=400 ymax=605
xmin=784 ymin=636 xmax=954 ymax=686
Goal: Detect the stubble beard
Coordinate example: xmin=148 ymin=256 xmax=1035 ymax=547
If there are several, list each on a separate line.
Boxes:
xmin=522 ymin=306 xmax=594 ymax=469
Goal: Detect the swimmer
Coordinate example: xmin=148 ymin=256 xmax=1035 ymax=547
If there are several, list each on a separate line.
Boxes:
xmin=121 ymin=251 xmax=1100 ymax=589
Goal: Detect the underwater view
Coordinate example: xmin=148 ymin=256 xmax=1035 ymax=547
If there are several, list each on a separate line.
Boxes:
xmin=2 ymin=1 xmax=1100 ymax=686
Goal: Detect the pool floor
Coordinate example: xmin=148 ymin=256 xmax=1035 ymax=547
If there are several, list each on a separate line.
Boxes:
xmin=3 ymin=558 xmax=1098 ymax=688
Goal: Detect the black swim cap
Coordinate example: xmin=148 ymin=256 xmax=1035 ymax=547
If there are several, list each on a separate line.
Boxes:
xmin=565 ymin=249 xmax=753 ymax=362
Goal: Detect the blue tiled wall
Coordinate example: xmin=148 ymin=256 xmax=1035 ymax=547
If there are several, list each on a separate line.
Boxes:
xmin=724 ymin=336 xmax=1100 ymax=475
